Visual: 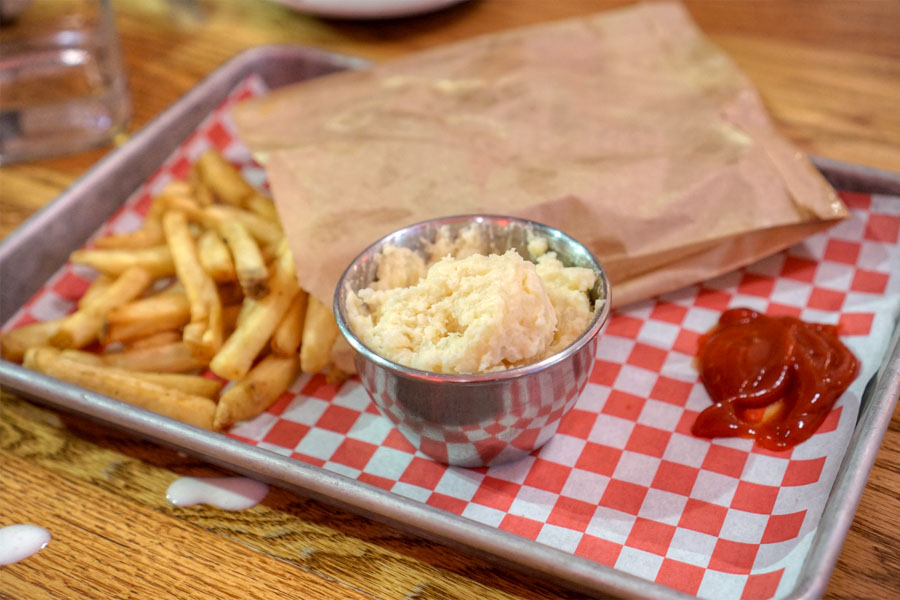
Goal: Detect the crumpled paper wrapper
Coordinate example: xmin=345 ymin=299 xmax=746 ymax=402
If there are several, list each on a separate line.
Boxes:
xmin=233 ymin=1 xmax=847 ymax=308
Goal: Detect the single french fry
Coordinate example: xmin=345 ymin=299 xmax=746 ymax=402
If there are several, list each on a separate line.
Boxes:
xmin=159 ymin=193 xmax=210 ymax=224
xmin=52 ymin=267 xmax=154 ymax=349
xmin=259 ymin=240 xmax=278 ymax=266
xmin=102 ymin=312 xmax=189 ymax=345
xmin=235 ymin=296 xmax=257 ymax=329
xmin=59 ymin=349 xmax=106 ymax=366
xmin=196 ymin=150 xmax=255 ymax=206
xmin=189 ymin=164 xmax=215 ymax=207
xmin=182 ymin=322 xmax=206 ymax=352
xmin=24 ymin=347 xmax=216 ymax=430
xmin=70 ymin=246 xmax=174 ymax=279
xmin=182 ymin=283 xmax=223 ymax=361
xmin=93 ymin=220 xmax=164 ymax=250
xmin=107 ymin=292 xmax=190 ymax=325
xmin=0 ymin=318 xmax=64 ymax=363
xmin=87 ymin=367 xmax=223 ymax=399
xmin=218 ymin=219 xmax=268 ymax=299
xmin=181 ymin=302 xmax=223 ymax=361
xmin=102 ymin=341 xmax=206 ymax=373
xmin=199 ymin=280 xmax=223 ymax=357
xmin=164 ymin=210 xmax=210 ymax=323
xmin=60 ymin=348 xmax=218 ymax=397
xmin=204 ymin=205 xmax=282 ymax=246
xmin=161 ymin=180 xmax=194 ymax=198
xmin=163 ymin=210 xmax=223 ymax=359
xmin=124 ymin=330 xmax=182 ymax=350
xmin=209 ymin=241 xmax=298 ymax=380
xmin=214 ymin=353 xmax=299 ymax=430
xmin=244 ymin=193 xmax=279 ymax=222
xmin=300 ymin=295 xmax=341 ymax=374
xmin=271 ymin=290 xmax=307 ymax=356
xmin=94 ymin=194 xmax=169 ymax=249
xmin=198 ymin=229 xmax=237 ymax=282
xmin=134 ymin=372 xmax=223 ymax=399
xmin=78 ymin=274 xmax=115 ymax=308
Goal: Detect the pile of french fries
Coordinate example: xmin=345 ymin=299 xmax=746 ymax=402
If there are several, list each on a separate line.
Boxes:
xmin=0 ymin=150 xmax=349 ymax=431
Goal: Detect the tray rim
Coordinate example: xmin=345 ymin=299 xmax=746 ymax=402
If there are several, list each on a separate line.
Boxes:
xmin=1 ymin=43 xmax=899 ymax=600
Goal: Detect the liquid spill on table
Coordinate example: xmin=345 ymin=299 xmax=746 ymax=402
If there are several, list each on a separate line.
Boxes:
xmin=0 ymin=524 xmax=51 ymax=565
xmin=165 ymin=476 xmax=269 ymax=510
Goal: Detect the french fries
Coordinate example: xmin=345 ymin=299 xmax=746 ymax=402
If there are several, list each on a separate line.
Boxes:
xmin=107 ymin=292 xmax=190 ymax=325
xmin=125 ymin=330 xmax=183 ymax=350
xmin=93 ymin=195 xmax=168 ymax=250
xmin=51 ymin=267 xmax=153 ymax=349
xmin=245 ymin=193 xmax=280 ymax=222
xmin=300 ymin=295 xmax=340 ymax=374
xmin=102 ymin=291 xmax=191 ymax=344
xmin=164 ymin=211 xmax=210 ymax=323
xmin=205 ymin=205 xmax=282 ymax=247
xmin=189 ymin=164 xmax=216 ymax=207
xmin=25 ymin=347 xmax=216 ymax=430
xmin=271 ymin=290 xmax=307 ymax=356
xmin=102 ymin=316 xmax=188 ymax=346
xmin=4 ymin=148 xmax=354 ymax=433
xmin=59 ymin=349 xmax=221 ymax=398
xmin=209 ymin=241 xmax=298 ymax=380
xmin=102 ymin=341 xmax=207 ymax=373
xmin=214 ymin=354 xmax=299 ymax=430
xmin=78 ymin=274 xmax=115 ymax=308
xmin=158 ymin=192 xmax=209 ymax=224
xmin=92 ymin=220 xmax=164 ymax=250
xmin=197 ymin=230 xmax=237 ymax=282
xmin=163 ymin=210 xmax=223 ymax=360
xmin=218 ymin=220 xmax=268 ymax=299
xmin=70 ymin=246 xmax=174 ymax=279
xmin=1 ymin=318 xmax=64 ymax=363
xmin=196 ymin=150 xmax=255 ymax=206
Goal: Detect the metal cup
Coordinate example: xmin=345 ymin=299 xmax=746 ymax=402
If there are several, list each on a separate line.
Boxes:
xmin=334 ymin=215 xmax=611 ymax=467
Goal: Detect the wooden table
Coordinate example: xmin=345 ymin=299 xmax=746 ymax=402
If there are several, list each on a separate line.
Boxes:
xmin=1 ymin=1 xmax=898 ymax=598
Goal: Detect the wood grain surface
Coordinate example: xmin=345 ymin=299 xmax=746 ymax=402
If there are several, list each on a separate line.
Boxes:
xmin=1 ymin=1 xmax=899 ymax=599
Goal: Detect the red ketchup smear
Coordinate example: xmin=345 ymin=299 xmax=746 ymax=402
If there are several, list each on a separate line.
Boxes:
xmin=692 ymin=308 xmax=859 ymax=451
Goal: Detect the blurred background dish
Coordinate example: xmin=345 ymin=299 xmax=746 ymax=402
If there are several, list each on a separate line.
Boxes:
xmin=267 ymin=0 xmax=469 ymax=20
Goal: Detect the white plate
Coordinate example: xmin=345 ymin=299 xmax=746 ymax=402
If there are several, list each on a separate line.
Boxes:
xmin=269 ymin=0 xmax=469 ymax=19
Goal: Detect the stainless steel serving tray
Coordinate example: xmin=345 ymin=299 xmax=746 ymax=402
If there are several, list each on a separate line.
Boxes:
xmin=1 ymin=45 xmax=898 ymax=600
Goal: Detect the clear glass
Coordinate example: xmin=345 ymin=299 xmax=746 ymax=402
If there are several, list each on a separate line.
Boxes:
xmin=0 ymin=0 xmax=131 ymax=164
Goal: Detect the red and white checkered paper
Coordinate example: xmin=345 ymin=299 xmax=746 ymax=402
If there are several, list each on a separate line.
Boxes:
xmin=6 ymin=76 xmax=900 ymax=600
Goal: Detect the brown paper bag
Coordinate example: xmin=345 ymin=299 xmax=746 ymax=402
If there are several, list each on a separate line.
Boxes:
xmin=233 ymin=1 xmax=846 ymax=308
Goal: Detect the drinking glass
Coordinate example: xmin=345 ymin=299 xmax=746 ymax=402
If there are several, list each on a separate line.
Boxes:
xmin=0 ymin=0 xmax=131 ymax=164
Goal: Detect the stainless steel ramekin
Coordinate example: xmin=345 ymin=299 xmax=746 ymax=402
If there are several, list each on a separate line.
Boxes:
xmin=334 ymin=215 xmax=611 ymax=467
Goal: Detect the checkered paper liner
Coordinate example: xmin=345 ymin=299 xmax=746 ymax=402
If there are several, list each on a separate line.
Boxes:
xmin=5 ymin=75 xmax=900 ymax=600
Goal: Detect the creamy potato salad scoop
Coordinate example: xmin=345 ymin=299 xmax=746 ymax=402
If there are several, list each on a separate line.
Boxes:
xmin=346 ymin=236 xmax=596 ymax=374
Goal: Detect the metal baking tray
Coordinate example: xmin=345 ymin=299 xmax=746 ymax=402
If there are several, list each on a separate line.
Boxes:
xmin=1 ymin=45 xmax=898 ymax=600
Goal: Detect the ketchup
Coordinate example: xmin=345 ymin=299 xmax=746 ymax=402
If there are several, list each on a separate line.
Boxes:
xmin=692 ymin=308 xmax=859 ymax=451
